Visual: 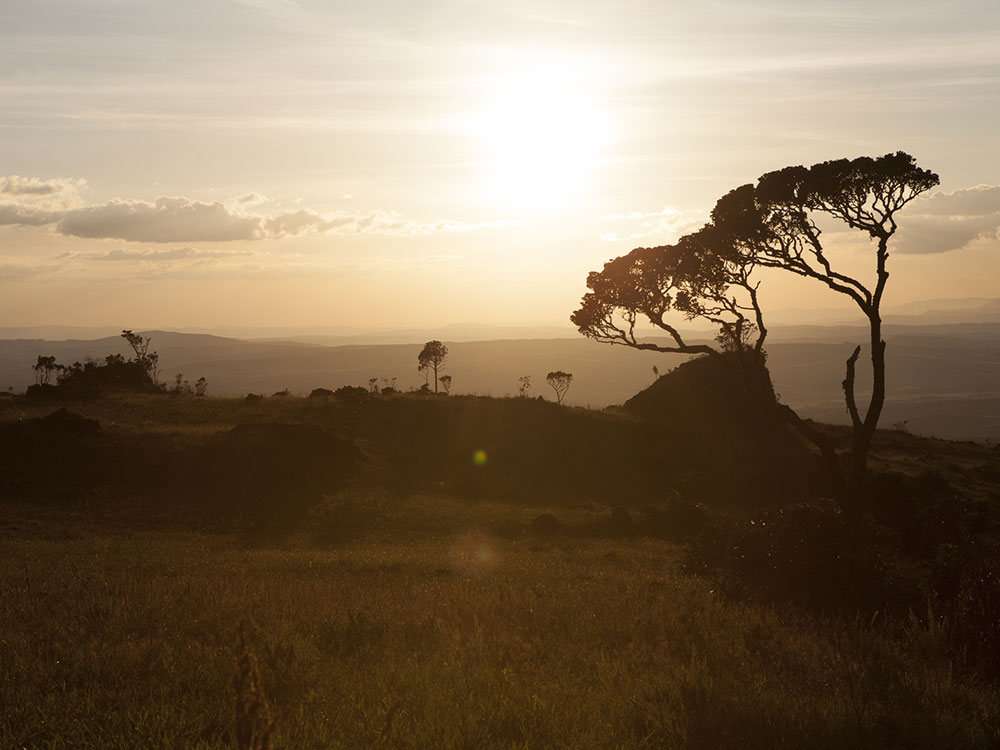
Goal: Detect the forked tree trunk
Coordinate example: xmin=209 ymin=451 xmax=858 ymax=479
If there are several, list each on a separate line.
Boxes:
xmin=842 ymin=315 xmax=887 ymax=503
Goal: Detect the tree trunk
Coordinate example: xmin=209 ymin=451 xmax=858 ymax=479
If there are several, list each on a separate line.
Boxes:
xmin=850 ymin=317 xmax=886 ymax=499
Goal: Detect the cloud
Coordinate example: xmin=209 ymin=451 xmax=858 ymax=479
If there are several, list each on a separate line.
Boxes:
xmin=598 ymin=205 xmax=705 ymax=243
xmin=1 ymin=176 xmax=63 ymax=197
xmin=0 ymin=204 xmax=61 ymax=227
xmin=56 ymin=197 xmax=266 ymax=242
xmin=0 ymin=175 xmax=87 ymax=213
xmin=896 ymin=185 xmax=1000 ymax=254
xmin=233 ymin=191 xmax=268 ymax=205
xmin=81 ymin=247 xmax=254 ymax=262
xmin=0 ymin=177 xmax=522 ymax=243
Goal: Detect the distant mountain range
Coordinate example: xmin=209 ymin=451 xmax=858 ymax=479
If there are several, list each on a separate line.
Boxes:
xmin=3 ymin=296 xmax=1000 ymax=344
xmin=2 ymin=299 xmax=1000 ymax=442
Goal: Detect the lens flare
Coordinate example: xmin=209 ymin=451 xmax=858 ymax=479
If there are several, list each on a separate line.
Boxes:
xmin=472 ymin=449 xmax=488 ymax=466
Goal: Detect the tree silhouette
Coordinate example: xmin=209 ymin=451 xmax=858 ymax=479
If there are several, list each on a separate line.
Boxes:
xmin=573 ymin=152 xmax=939 ymax=504
xmin=32 ymin=355 xmax=62 ymax=386
xmin=417 ymin=341 xmax=448 ymax=394
xmin=518 ymin=375 xmax=532 ymax=398
xmin=546 ymin=371 xmax=573 ymax=404
xmin=121 ymin=329 xmax=161 ymax=386
xmin=438 ymin=374 xmax=452 ymax=395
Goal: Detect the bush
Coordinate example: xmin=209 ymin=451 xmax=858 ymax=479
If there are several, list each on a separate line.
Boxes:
xmin=334 ymin=385 xmax=368 ymax=403
xmin=934 ymin=537 xmax=1000 ymax=680
xmin=529 ymin=513 xmax=561 ymax=537
xmin=684 ymin=499 xmax=919 ymax=613
xmin=638 ymin=496 xmax=712 ymax=540
xmin=605 ymin=506 xmax=635 ymax=537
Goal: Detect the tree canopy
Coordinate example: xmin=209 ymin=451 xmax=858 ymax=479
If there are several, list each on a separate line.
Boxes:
xmin=417 ymin=340 xmax=449 ymax=394
xmin=546 ymin=371 xmax=573 ymax=405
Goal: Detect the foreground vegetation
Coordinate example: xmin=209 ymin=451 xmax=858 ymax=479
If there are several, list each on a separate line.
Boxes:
xmin=2 ymin=391 xmax=1000 ymax=747
xmin=5 ymin=503 xmax=1000 ymax=749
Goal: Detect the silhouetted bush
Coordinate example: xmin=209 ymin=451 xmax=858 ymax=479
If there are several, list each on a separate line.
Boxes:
xmin=245 ymin=393 xmax=264 ymax=402
xmin=529 ymin=513 xmax=561 ymax=537
xmin=685 ymin=499 xmax=917 ymax=613
xmin=333 ymin=385 xmax=368 ymax=408
xmin=638 ymin=496 xmax=712 ymax=540
xmin=309 ymin=388 xmax=334 ymax=399
xmin=25 ymin=355 xmax=159 ymax=399
xmin=605 ymin=506 xmax=635 ymax=537
xmin=865 ymin=471 xmax=994 ymax=557
xmin=933 ymin=537 xmax=1000 ymax=680
xmin=24 ymin=383 xmax=61 ymax=400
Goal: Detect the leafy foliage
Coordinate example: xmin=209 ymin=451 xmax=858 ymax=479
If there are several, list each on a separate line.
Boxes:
xmin=417 ymin=340 xmax=448 ymax=393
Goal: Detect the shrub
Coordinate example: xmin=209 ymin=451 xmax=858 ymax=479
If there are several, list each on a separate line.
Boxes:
xmin=638 ymin=496 xmax=712 ymax=540
xmin=529 ymin=513 xmax=561 ymax=537
xmin=684 ymin=499 xmax=918 ymax=613
xmin=934 ymin=537 xmax=1000 ymax=680
xmin=333 ymin=385 xmax=368 ymax=407
xmin=605 ymin=506 xmax=635 ymax=537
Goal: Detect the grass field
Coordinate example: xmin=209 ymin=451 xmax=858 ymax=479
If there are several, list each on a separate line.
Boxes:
xmin=3 ymin=393 xmax=1000 ymax=748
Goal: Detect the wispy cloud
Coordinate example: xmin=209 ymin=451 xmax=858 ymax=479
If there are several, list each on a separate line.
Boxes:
xmin=73 ymin=246 xmax=254 ymax=262
xmin=0 ymin=256 xmax=64 ymax=281
xmin=598 ymin=205 xmax=704 ymax=244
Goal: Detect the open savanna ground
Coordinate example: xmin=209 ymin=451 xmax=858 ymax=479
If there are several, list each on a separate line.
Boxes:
xmin=4 ymin=506 xmax=1000 ymax=749
xmin=3 ymin=388 xmax=1000 ymax=748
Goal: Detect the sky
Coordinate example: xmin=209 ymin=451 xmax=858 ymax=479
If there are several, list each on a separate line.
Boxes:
xmin=1 ymin=0 xmax=999 ymax=331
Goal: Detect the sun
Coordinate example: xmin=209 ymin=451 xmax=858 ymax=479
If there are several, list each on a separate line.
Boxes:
xmin=470 ymin=64 xmax=613 ymax=212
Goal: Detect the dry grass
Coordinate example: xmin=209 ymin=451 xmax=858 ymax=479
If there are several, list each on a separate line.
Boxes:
xmin=2 ymin=511 xmax=999 ymax=748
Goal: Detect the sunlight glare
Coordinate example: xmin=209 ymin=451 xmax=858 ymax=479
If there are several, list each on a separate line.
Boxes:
xmin=471 ymin=62 xmax=613 ymax=212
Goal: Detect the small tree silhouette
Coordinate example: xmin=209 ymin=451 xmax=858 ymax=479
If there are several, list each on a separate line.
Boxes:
xmin=32 ymin=355 xmax=62 ymax=385
xmin=546 ymin=371 xmax=573 ymax=404
xmin=439 ymin=374 xmax=452 ymax=394
xmin=518 ymin=375 xmax=531 ymax=398
xmin=417 ymin=340 xmax=448 ymax=394
xmin=121 ymin=329 xmax=160 ymax=386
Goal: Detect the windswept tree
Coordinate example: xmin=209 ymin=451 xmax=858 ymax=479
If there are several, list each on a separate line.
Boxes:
xmin=439 ymin=374 xmax=452 ymax=395
xmin=712 ymin=152 xmax=939 ymax=493
xmin=417 ymin=340 xmax=448 ymax=394
xmin=573 ymin=152 xmax=938 ymax=503
xmin=546 ymin=371 xmax=573 ymax=404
